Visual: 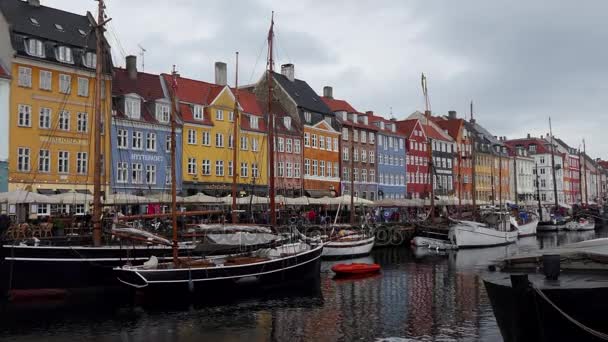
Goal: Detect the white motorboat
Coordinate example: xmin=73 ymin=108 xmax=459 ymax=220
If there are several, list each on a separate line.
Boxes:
xmin=516 ymin=218 xmax=539 ymax=237
xmin=450 ymin=215 xmax=519 ymax=248
xmin=562 ymin=217 xmax=595 ymax=231
xmin=321 ymin=233 xmax=375 ymax=258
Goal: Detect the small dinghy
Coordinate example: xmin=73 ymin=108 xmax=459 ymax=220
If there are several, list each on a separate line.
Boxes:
xmin=331 ymin=263 xmax=381 ymax=277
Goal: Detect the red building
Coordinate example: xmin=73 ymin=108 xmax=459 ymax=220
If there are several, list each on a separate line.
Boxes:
xmin=395 ymin=118 xmax=429 ymax=199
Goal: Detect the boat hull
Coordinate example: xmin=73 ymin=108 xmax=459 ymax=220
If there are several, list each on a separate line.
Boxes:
xmin=411 ymin=236 xmax=457 ymax=250
xmin=453 ymin=223 xmax=518 ymax=248
xmin=321 ymin=236 xmax=375 ymax=258
xmin=517 ymin=219 xmax=539 ymax=237
xmin=562 ymin=220 xmax=595 ymax=231
xmin=114 ymin=244 xmax=324 ymax=294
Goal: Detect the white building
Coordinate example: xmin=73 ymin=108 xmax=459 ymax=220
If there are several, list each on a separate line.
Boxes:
xmin=508 ymin=146 xmax=535 ymax=203
xmin=534 ymin=152 xmax=565 ymax=205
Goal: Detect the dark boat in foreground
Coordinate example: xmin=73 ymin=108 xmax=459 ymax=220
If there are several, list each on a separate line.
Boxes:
xmin=484 ymin=238 xmax=608 ymax=342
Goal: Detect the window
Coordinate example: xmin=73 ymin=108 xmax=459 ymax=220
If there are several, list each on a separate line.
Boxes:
xmin=286 ymin=162 xmax=293 ymax=178
xmin=541 ymin=179 xmax=546 ymax=188
xmin=353 ymin=130 xmax=359 ymax=142
xmin=132 ymin=131 xmax=143 ymax=150
xmin=343 ymin=167 xmax=349 ymax=181
xmin=83 ymin=52 xmax=96 ymax=68
xmin=156 ymin=104 xmax=170 ymax=123
xmin=56 ymin=46 xmax=73 ymax=63
xmin=240 ymin=162 xmax=248 ymax=177
xmin=39 ymin=70 xmax=52 ymax=90
xmin=228 ymin=161 xmax=234 ymax=177
xmin=295 ymin=139 xmax=301 ymax=153
xmin=295 ymin=163 xmax=301 ymax=177
xmin=342 ymin=128 xmax=349 ymax=141
xmin=77 ymin=112 xmax=88 ymax=132
xmin=77 ymin=77 xmax=89 ymax=97
xmin=125 ymin=98 xmax=141 ymax=119
xmin=38 ymin=149 xmax=50 ymax=173
xmin=216 ymin=109 xmax=224 ymax=120
xmin=327 ymin=161 xmax=332 ymax=177
xmin=117 ymin=163 xmax=129 ymax=182
xmin=187 ymin=129 xmax=197 ymax=145
xmin=58 ymin=151 xmax=69 ymax=173
xmin=320 ymin=161 xmax=325 ymax=177
xmin=58 ymin=111 xmax=70 ymax=130
xmin=165 ymin=166 xmax=172 ymax=185
xmin=278 ymin=138 xmax=284 ymax=152
xmin=304 ymin=111 xmax=311 ymax=123
xmin=278 ymin=162 xmax=284 ymax=177
xmin=18 ymin=67 xmax=32 ymax=87
xmin=251 ymin=138 xmax=259 ymax=152
xmin=252 ymin=163 xmax=259 ymax=178
xmin=319 ymin=136 xmax=325 ymax=149
xmin=326 ymin=137 xmax=332 ymax=151
xmin=370 ymin=133 xmax=375 ymax=144
xmin=146 ymin=133 xmax=156 ymax=151
xmin=354 ymin=168 xmax=359 ymax=182
xmin=59 ymin=74 xmax=71 ymax=94
xmin=193 ymin=105 xmax=203 ymax=120
xmin=361 ymin=150 xmax=367 ymax=162
xmin=131 ymin=163 xmax=143 ymax=184
xmin=354 ymin=149 xmax=359 ymax=162
xmin=334 ymin=164 xmax=339 ymax=178
xmin=343 ymin=147 xmax=349 ymax=161
xmin=540 ymin=168 xmax=546 ymax=175
xmin=304 ymin=133 xmax=310 ymax=146
xmin=117 ymin=129 xmax=128 ymax=148
xmin=216 ymin=160 xmax=224 ymax=176
xmin=229 ymin=111 xmax=235 ymax=122
xmin=369 ymin=151 xmax=375 ymax=163
xmin=77 ymin=152 xmax=88 ymax=174
xmin=312 ymin=160 xmax=318 ymax=176
xmin=240 ymin=136 xmax=247 ymax=150
xmin=202 ymin=160 xmax=211 ymax=175
xmin=285 ymin=139 xmax=292 ymax=153
xmin=216 ymin=133 xmax=225 ymax=147
xmin=362 ymin=169 xmax=367 ymax=182
xmin=26 ymin=38 xmax=45 ymax=57
xmin=228 ymin=135 xmax=234 ymax=149
xmin=250 ymin=116 xmax=259 ymax=129
xmin=304 ymin=159 xmax=310 ymax=175
xmin=361 ymin=131 xmax=367 ymax=143
xmin=187 ymin=158 xmax=197 ymax=175
xmin=146 ymin=165 xmax=156 ymax=184
xmin=284 ymin=116 xmax=292 ymax=129
xmin=312 ymin=134 xmax=317 ymax=148
xmin=202 ymin=131 xmax=210 ymax=146
xmin=18 ymin=104 xmax=32 ymax=127
xmin=370 ymin=170 xmax=375 ymax=183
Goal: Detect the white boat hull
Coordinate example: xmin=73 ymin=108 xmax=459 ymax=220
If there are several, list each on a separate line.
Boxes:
xmin=322 ymin=236 xmax=375 ymax=258
xmin=452 ymin=222 xmax=518 ymax=248
xmin=517 ymin=220 xmax=539 ymax=237
xmin=411 ymin=236 xmax=457 ymax=250
xmin=562 ymin=220 xmax=595 ymax=231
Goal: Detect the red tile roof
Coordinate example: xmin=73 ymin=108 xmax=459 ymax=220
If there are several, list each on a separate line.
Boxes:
xmin=113 ymin=68 xmax=165 ymax=101
xmin=179 ymin=103 xmax=214 ymax=126
xmin=236 ymin=90 xmax=263 ymax=116
xmin=161 ymin=73 xmax=217 ymax=105
xmin=321 ymin=97 xmax=358 ymax=113
xmin=433 ymin=118 xmax=464 ymax=141
xmin=395 ymin=119 xmax=419 ymax=138
xmin=504 ymin=138 xmax=551 ymax=154
xmin=422 ymin=122 xmax=450 ymax=141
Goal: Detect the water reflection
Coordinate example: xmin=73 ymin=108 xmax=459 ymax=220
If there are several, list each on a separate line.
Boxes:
xmin=2 ymin=228 xmax=606 ymax=342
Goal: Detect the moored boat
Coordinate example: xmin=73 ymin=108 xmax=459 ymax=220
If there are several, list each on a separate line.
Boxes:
xmin=516 ymin=217 xmax=539 ymax=237
xmin=562 ymin=217 xmax=595 ymax=231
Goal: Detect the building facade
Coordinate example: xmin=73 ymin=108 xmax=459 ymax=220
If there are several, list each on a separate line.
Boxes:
xmin=0 ymin=0 xmax=112 ymax=196
xmin=396 ymin=118 xmax=429 ymax=199
xmin=322 ymin=88 xmax=378 ymax=200
xmin=369 ymin=112 xmax=407 ymax=200
xmin=506 ymin=145 xmax=535 ymax=203
xmin=273 ymin=109 xmax=303 ymax=197
xmin=110 ymin=63 xmax=182 ymax=195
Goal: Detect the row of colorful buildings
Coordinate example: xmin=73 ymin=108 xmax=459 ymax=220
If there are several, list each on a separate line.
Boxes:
xmin=0 ymin=0 xmax=606 ymax=207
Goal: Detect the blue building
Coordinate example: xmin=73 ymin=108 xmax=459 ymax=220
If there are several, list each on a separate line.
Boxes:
xmin=110 ymin=58 xmax=182 ymax=195
xmin=0 ymin=160 xmax=7 ymax=192
xmin=370 ymin=114 xmax=407 ymax=199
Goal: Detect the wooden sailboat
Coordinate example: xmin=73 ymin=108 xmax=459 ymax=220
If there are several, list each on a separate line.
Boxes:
xmin=113 ymin=13 xmax=323 ymax=294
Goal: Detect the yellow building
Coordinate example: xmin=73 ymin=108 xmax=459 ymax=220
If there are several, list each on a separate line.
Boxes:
xmin=0 ymin=1 xmax=112 ymax=202
xmin=167 ymin=71 xmax=268 ymax=196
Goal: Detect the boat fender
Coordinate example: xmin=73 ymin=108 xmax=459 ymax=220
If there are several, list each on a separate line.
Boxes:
xmin=142 ymin=256 xmax=158 ymax=269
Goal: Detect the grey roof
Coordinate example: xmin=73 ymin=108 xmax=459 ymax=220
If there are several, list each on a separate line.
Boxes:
xmin=272 ymin=71 xmax=331 ymax=115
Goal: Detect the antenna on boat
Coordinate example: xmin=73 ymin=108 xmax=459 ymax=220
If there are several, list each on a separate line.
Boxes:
xmin=267 ymin=12 xmax=277 ymax=226
xmin=170 ymin=65 xmax=179 ymax=263
xmin=232 ymin=52 xmax=240 ymax=224
xmin=93 ymin=0 xmax=111 ymax=247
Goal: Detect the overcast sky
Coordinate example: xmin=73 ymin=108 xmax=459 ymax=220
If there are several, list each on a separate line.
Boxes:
xmin=45 ymin=0 xmax=608 ymax=158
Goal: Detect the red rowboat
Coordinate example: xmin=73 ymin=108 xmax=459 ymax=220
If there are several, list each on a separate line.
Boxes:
xmin=331 ymin=263 xmax=381 ymax=276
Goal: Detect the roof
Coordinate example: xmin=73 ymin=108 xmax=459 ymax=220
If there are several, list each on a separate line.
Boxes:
xmin=113 ymin=68 xmax=165 ymax=101
xmin=178 ymin=103 xmax=213 ymax=126
xmin=272 ymin=71 xmax=331 ymax=115
xmin=464 ymin=120 xmax=501 ymax=145
xmin=422 ymin=122 xmax=451 ymax=141
xmin=433 ymin=118 xmax=464 ymax=141
xmin=236 ymin=90 xmax=263 ymax=116
xmin=161 ymin=74 xmax=217 ymax=106
xmin=321 ymin=97 xmax=358 ymax=113
xmin=406 ymin=111 xmax=454 ymax=142
xmin=395 ymin=119 xmax=419 ymax=138
xmin=504 ymin=138 xmax=552 ymax=154
xmin=271 ymin=102 xmax=302 ymax=136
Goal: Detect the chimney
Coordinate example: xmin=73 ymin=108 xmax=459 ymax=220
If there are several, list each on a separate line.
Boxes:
xmin=424 ymin=110 xmax=431 ymax=118
xmin=323 ymin=86 xmax=333 ymax=99
xmin=126 ymin=55 xmax=137 ymax=80
xmin=27 ymin=0 xmax=40 ymax=7
xmin=527 ymin=133 xmax=531 ymax=139
xmin=448 ymin=110 xmax=457 ymax=119
xmin=281 ymin=64 xmax=295 ymax=82
xmin=365 ymin=111 xmax=374 ymax=116
xmin=215 ymin=62 xmax=227 ymax=86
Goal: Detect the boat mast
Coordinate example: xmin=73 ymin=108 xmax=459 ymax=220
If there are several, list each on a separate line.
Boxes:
xmin=231 ymin=52 xmax=239 ymax=224
xmin=350 ymin=124 xmax=355 ymax=225
xmin=549 ymin=117 xmax=559 ymax=211
xmin=583 ymin=138 xmax=588 ymax=206
xmin=457 ymin=144 xmax=462 ymax=217
xmin=266 ymin=12 xmax=277 ymax=226
xmin=578 ymin=146 xmax=583 ymax=204
xmin=513 ymin=150 xmax=519 ymax=206
xmin=470 ymin=101 xmax=477 ymax=216
xmin=93 ymin=0 xmax=109 ymax=247
xmin=421 ymin=74 xmax=434 ymax=219
xmin=490 ymin=155 xmax=495 ymax=206
xmin=170 ymin=66 xmax=179 ymax=263
xmin=498 ymin=145 xmax=502 ymax=210
xmin=536 ymin=161 xmax=542 ymax=220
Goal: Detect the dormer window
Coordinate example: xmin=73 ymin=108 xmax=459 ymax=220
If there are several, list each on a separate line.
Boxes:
xmin=25 ymin=39 xmax=45 ymax=57
xmin=529 ymin=144 xmax=537 ymax=152
xmin=340 ymin=111 xmax=347 ymax=121
xmin=362 ymin=116 xmax=368 ymax=125
xmin=55 ymin=24 xmax=64 ymax=32
xmin=283 ymin=116 xmax=291 ymax=129
xmin=391 ymin=124 xmax=396 ymax=133
xmin=156 ymin=103 xmax=170 ymax=123
xmin=250 ymin=116 xmax=259 ymax=129
xmin=125 ymin=97 xmax=141 ymax=119
xmin=83 ymin=52 xmax=96 ymax=68
xmin=29 ymin=18 xmax=39 ymax=26
xmin=193 ymin=105 xmax=203 ymax=120
xmin=56 ymin=46 xmax=74 ymax=64
xmin=304 ymin=111 xmax=311 ymax=123
xmin=380 ymin=121 xmax=385 ymax=130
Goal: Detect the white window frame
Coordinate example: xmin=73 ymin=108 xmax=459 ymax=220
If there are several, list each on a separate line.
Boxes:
xmin=125 ymin=97 xmax=141 ymax=119
xmin=18 ymin=66 xmax=32 ymax=87
xmin=56 ymin=46 xmax=74 ymax=64
xmin=156 ymin=103 xmax=170 ymax=123
xmin=117 ymin=162 xmax=128 ymax=183
xmin=117 ymin=129 xmax=128 ymax=149
xmin=39 ymin=70 xmax=52 ymax=90
xmin=58 ymin=110 xmax=70 ymax=131
xmin=216 ymin=133 xmax=225 ymax=148
xmin=77 ymin=77 xmax=89 ymax=97
xmin=215 ymin=160 xmax=224 ymax=176
xmin=77 ymin=112 xmax=88 ymax=132
xmin=187 ymin=129 xmax=197 ymax=145
xmin=216 ymin=109 xmax=224 ymax=121
xmin=146 ymin=165 xmax=157 ymax=185
xmin=131 ymin=163 xmax=143 ymax=184
xmin=18 ymin=104 xmax=32 ymax=127
xmin=193 ymin=105 xmax=203 ymax=120
xmin=38 ymin=149 xmax=50 ymax=173
xmin=76 ymin=152 xmax=88 ymax=174
xmin=58 ymin=151 xmax=69 ymax=174
xmin=132 ymin=131 xmax=143 ymax=150
xmin=59 ymin=74 xmax=71 ymax=94
xmin=202 ymin=159 xmax=211 ymax=175
xmin=146 ymin=132 xmax=157 ymax=151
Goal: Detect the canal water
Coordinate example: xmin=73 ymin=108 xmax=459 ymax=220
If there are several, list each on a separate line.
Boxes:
xmin=1 ymin=228 xmax=606 ymax=342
